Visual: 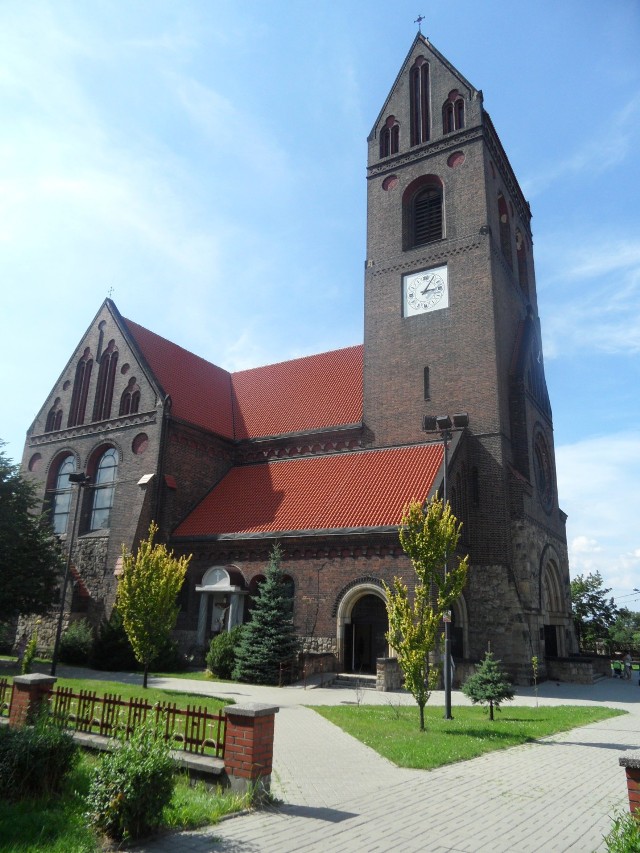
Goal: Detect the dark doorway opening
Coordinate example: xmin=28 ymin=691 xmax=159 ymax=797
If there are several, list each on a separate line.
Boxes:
xmin=544 ymin=624 xmax=558 ymax=657
xmin=345 ymin=594 xmax=388 ymax=673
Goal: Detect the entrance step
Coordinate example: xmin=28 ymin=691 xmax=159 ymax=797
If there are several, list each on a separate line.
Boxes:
xmin=333 ymin=672 xmax=377 ymax=690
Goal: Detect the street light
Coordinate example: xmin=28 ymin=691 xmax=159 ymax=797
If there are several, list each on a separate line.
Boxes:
xmin=51 ymin=472 xmax=90 ymax=676
xmin=425 ymin=412 xmax=469 ymax=720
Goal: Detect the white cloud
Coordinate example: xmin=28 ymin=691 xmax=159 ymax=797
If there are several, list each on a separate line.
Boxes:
xmin=557 ymin=431 xmax=640 ymax=600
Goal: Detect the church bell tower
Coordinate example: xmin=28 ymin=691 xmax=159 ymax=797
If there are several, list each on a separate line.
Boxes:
xmin=362 ymin=34 xmax=576 ymax=675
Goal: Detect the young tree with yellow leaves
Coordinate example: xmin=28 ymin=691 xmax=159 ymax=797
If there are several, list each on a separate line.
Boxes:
xmin=117 ymin=522 xmax=191 ymax=687
xmin=384 ymin=495 xmax=469 ymax=731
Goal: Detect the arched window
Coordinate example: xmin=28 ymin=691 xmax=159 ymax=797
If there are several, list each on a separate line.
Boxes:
xmin=413 ymin=186 xmax=443 ymax=245
xmin=498 ymin=193 xmax=512 ymax=268
xmin=92 ymin=341 xmax=118 ymax=422
xmin=50 ymin=455 xmax=75 ymax=535
xmin=379 ymin=116 xmax=400 ymax=158
xmin=403 ymin=176 xmax=444 ymax=249
xmin=119 ymin=378 xmax=141 ymax=416
xmin=90 ymin=447 xmax=118 ymax=530
xmin=68 ymin=349 xmax=93 ymax=428
xmin=443 ymin=90 xmax=465 ymax=134
xmin=410 ymin=57 xmax=430 ymax=146
xmin=45 ymin=398 xmax=63 ymax=433
xmin=516 ymin=229 xmax=529 ymax=298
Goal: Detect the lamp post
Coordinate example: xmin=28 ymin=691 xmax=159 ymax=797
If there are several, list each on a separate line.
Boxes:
xmin=424 ymin=412 xmax=469 ymax=720
xmin=51 ymin=472 xmax=89 ymax=676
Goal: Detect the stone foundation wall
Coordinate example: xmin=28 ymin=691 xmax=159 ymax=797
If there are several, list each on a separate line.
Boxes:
xmin=546 ymin=656 xmax=610 ymax=684
xmin=301 ymin=635 xmax=337 ymax=656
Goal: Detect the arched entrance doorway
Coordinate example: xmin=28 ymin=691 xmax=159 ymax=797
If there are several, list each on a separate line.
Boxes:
xmin=342 ymin=593 xmax=389 ymax=674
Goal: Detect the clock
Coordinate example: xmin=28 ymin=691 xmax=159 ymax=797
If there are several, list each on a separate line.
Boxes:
xmin=403 ymin=265 xmax=449 ymax=317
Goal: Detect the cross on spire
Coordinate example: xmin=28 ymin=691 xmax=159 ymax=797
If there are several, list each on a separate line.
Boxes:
xmin=414 ymin=14 xmax=425 ymax=33
xmin=107 ymin=286 xmax=114 ymax=299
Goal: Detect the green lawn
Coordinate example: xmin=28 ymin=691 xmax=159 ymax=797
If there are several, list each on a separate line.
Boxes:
xmin=312 ymin=703 xmax=624 ymax=770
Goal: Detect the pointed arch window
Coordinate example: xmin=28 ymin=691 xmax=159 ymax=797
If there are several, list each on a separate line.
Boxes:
xmin=442 ymin=90 xmax=465 ymax=134
xmin=119 ymin=378 xmax=141 ymax=416
xmin=410 ymin=57 xmax=430 ymax=146
xmin=50 ymin=454 xmax=75 ymax=535
xmin=89 ymin=447 xmax=118 ymax=531
xmin=92 ymin=340 xmax=118 ymax=422
xmin=379 ymin=116 xmax=400 ymax=158
xmin=498 ymin=193 xmax=512 ymax=268
xmin=68 ymin=349 xmax=93 ymax=428
xmin=45 ymin=398 xmax=64 ymax=433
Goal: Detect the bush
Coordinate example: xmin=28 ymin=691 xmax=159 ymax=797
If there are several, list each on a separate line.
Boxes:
xmin=86 ymin=719 xmax=176 ymax=841
xmin=206 ymin=625 xmax=245 ymax=679
xmin=92 ymin=609 xmax=138 ymax=672
xmin=0 ymin=713 xmax=79 ymax=801
xmin=603 ymin=808 xmax=640 ymax=852
xmin=21 ymin=626 xmax=39 ymax=674
xmin=152 ymin=636 xmax=189 ymax=672
xmin=461 ymin=650 xmax=514 ymax=720
xmin=59 ymin=619 xmax=94 ymax=666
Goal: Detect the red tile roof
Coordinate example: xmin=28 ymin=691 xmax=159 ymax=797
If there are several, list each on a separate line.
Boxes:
xmin=124 ymin=315 xmax=363 ymax=440
xmin=124 ymin=318 xmax=235 ymax=437
xmin=174 ymin=443 xmax=443 ymax=537
xmin=231 ymin=346 xmax=363 ymax=439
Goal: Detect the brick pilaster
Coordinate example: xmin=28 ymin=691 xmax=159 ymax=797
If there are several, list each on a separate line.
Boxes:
xmin=223 ymin=702 xmax=279 ymax=796
xmin=8 ymin=674 xmax=56 ymax=727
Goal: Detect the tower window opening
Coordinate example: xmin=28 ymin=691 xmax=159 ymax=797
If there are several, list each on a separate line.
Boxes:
xmin=410 ymin=58 xmax=430 ymax=146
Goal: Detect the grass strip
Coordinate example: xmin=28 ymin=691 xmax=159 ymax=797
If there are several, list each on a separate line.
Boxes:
xmin=311 ymin=703 xmax=624 ymax=769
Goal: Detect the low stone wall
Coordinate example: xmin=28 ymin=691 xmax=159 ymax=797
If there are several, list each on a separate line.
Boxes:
xmin=546 ymin=655 xmax=610 ymax=683
xmin=376 ymin=657 xmax=402 ymax=691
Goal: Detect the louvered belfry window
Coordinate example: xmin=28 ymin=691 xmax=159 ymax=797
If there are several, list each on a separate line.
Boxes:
xmin=413 ymin=187 xmax=442 ymax=245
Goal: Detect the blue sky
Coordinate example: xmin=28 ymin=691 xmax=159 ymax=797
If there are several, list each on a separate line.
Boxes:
xmin=1 ymin=1 xmax=638 ymax=606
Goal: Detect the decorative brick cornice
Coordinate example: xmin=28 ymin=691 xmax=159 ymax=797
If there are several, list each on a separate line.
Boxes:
xmin=367 ymin=126 xmax=483 ymax=179
xmin=181 ymin=533 xmax=404 ymax=565
xmin=28 ymin=411 xmax=157 ymax=448
xmin=369 ymin=233 xmax=483 ymax=278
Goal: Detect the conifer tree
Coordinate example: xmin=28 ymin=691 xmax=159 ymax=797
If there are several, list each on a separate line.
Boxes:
xmin=233 ymin=544 xmax=299 ymax=685
xmin=462 ymin=650 xmax=514 ymax=720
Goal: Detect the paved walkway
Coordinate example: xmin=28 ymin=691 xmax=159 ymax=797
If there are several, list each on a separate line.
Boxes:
xmin=55 ymin=667 xmax=639 ymax=852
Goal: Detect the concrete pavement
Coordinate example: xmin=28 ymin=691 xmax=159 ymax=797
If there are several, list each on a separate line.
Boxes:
xmin=53 ymin=666 xmax=639 ymax=852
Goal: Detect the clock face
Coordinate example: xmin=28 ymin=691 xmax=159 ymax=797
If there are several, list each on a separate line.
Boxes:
xmin=403 ymin=266 xmax=449 ymax=317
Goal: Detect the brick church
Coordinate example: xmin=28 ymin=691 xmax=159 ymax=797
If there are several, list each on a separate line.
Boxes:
xmin=21 ymin=34 xmax=576 ymax=683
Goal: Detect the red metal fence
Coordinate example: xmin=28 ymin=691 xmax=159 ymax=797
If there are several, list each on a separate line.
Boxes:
xmin=48 ymin=686 xmax=226 ymax=757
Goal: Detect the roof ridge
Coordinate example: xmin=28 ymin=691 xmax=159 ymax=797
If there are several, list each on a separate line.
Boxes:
xmin=231 ymin=343 xmax=363 ymax=377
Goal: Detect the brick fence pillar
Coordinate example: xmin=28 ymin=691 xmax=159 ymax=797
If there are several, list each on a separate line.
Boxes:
xmin=223 ymin=702 xmax=279 ymax=796
xmin=619 ymin=755 xmax=640 ymax=815
xmin=9 ymin=674 xmax=56 ymax=728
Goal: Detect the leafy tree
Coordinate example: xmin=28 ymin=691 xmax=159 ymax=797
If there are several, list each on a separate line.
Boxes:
xmin=570 ymin=572 xmax=618 ymax=650
xmin=0 ymin=443 xmax=63 ymax=620
xmin=462 ymin=650 xmax=514 ymax=720
xmin=117 ymin=522 xmax=191 ymax=687
xmin=384 ymin=495 xmax=469 ymax=731
xmin=608 ymin=608 xmax=640 ymax=653
xmin=233 ymin=544 xmax=299 ymax=685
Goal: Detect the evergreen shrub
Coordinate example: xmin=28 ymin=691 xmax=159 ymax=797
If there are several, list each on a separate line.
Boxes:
xmin=86 ymin=720 xmax=176 ymax=841
xmin=233 ymin=545 xmax=299 ymax=685
xmin=206 ymin=625 xmax=245 ymax=679
xmin=462 ymin=650 xmax=514 ymax=720
xmin=0 ymin=714 xmax=78 ymax=801
xmin=92 ymin=609 xmax=138 ymax=671
xmin=59 ymin=619 xmax=94 ymax=665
